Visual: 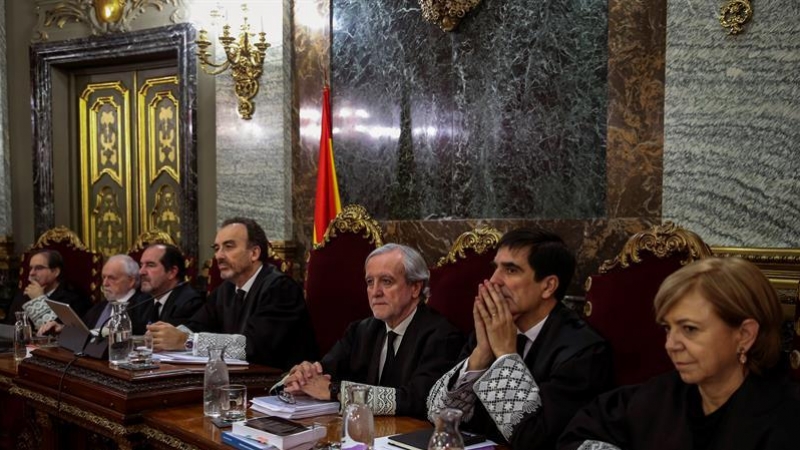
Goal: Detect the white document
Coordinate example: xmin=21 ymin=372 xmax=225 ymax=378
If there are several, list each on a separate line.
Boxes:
xmin=249 ymin=395 xmax=340 ymax=419
xmin=152 ymin=351 xmax=250 ymax=366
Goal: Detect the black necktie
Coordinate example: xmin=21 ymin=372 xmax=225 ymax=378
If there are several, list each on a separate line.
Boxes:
xmin=380 ymin=331 xmax=398 ymax=386
xmin=517 ymin=334 xmax=529 ymax=358
xmin=235 ymin=289 xmax=246 ymax=302
xmin=151 ymin=301 xmax=162 ymax=323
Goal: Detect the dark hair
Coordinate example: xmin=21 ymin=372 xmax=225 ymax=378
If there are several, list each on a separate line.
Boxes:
xmin=147 ymin=244 xmax=187 ymax=280
xmin=497 ymin=228 xmax=575 ymax=300
xmin=221 ymin=217 xmax=269 ymax=262
xmin=654 ymin=257 xmax=783 ymax=375
xmin=32 ymin=249 xmax=65 ymax=281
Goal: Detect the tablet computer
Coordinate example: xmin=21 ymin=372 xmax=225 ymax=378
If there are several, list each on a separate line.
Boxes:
xmin=45 ymin=299 xmax=91 ymax=334
xmin=45 ymin=299 xmax=93 ymax=354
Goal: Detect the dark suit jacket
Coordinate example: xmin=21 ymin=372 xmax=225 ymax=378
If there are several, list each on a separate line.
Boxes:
xmin=82 ymin=290 xmax=151 ymax=334
xmin=321 ymin=303 xmax=465 ymax=418
xmin=455 ymin=301 xmax=613 ymax=450
xmin=128 ymin=283 xmax=203 ymax=332
xmin=4 ymin=283 xmax=90 ymax=325
xmin=185 ymin=264 xmax=318 ymax=370
xmin=559 ymin=371 xmax=800 ymax=450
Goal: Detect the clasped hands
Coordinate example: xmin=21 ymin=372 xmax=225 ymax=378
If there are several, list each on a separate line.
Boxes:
xmin=467 ymin=280 xmax=518 ymax=371
xmin=284 ymin=361 xmax=332 ymax=400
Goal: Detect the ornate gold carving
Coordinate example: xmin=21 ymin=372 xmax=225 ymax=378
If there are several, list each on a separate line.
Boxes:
xmin=435 ymin=226 xmax=502 ymax=267
xmin=33 ymin=226 xmax=91 ymax=251
xmin=720 ymin=0 xmax=753 ymax=35
xmin=151 ymin=185 xmax=182 ymax=245
xmin=599 ymin=222 xmax=712 ymax=274
xmin=791 ymin=350 xmax=800 ymax=370
xmin=796 ymin=317 xmax=800 ymax=337
xmin=140 ymin=426 xmax=202 ymax=450
xmin=419 ymin=0 xmax=481 ymax=31
xmin=140 ymin=77 xmax=181 ymax=185
xmin=42 ymin=0 xmax=185 ymax=36
xmin=711 ymin=246 xmax=800 ymax=305
xmin=127 ymin=228 xmax=175 ymax=254
xmin=314 ymin=204 xmax=384 ymax=250
xmin=196 ymin=4 xmax=270 ymax=119
xmin=93 ymin=187 xmax=126 ymax=257
xmin=583 ymin=300 xmax=593 ymax=318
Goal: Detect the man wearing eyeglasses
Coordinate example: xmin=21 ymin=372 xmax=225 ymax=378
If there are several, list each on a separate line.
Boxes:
xmin=3 ymin=249 xmax=90 ymax=327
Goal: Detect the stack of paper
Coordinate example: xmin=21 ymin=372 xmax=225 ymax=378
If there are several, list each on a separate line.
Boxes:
xmin=250 ymin=395 xmax=340 ymax=419
xmin=152 ymin=351 xmax=249 ymax=366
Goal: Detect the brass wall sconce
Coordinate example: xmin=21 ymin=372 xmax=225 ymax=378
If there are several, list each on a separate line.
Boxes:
xmin=719 ymin=0 xmax=753 ymax=35
xmin=196 ymin=4 xmax=270 ymax=119
xmin=419 ymin=0 xmax=482 ymax=32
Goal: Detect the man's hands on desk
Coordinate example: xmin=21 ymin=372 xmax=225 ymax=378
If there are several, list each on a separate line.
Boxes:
xmin=285 ymin=361 xmax=333 ymax=400
xmin=147 ymin=322 xmax=188 ymax=351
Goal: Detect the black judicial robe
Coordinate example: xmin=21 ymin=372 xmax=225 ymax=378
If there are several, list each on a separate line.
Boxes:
xmin=4 ymin=283 xmax=90 ymax=325
xmin=185 ymin=264 xmax=317 ymax=370
xmin=428 ymin=301 xmax=613 ymax=450
xmin=558 ymin=371 xmax=800 ymax=450
xmin=128 ymin=283 xmax=203 ymax=333
xmin=321 ymin=303 xmax=464 ymax=418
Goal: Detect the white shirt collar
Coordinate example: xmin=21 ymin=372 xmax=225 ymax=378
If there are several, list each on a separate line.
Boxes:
xmin=114 ymin=289 xmax=136 ymax=304
xmin=237 ymin=264 xmax=264 ymax=293
xmin=520 ymin=314 xmax=549 ymax=344
xmin=385 ymin=306 xmax=418 ymax=337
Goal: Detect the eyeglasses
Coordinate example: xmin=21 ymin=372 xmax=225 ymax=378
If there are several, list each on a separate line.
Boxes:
xmin=278 ymin=389 xmax=296 ymax=405
xmin=30 ymin=265 xmax=51 ymax=272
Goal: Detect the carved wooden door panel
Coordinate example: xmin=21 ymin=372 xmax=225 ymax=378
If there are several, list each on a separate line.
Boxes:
xmin=75 ymin=65 xmax=182 ymax=258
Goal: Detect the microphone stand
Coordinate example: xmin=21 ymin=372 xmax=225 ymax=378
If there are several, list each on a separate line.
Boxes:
xmin=77 ymin=281 xmax=189 ymax=359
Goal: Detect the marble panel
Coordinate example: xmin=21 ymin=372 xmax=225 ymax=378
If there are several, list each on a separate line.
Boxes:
xmin=330 ymin=0 xmax=608 ymax=220
xmin=664 ymin=1 xmax=800 ymax=247
xmin=0 ymin=0 xmax=10 ymax=235
xmin=216 ymin=0 xmax=292 ymax=241
xmin=606 ymin=0 xmax=665 ymax=219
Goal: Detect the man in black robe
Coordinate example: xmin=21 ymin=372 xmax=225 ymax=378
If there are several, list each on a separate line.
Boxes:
xmin=427 ymin=229 xmax=613 ymax=450
xmin=130 ymin=243 xmax=202 ymax=332
xmin=148 ymin=217 xmax=317 ymax=370
xmin=281 ymin=244 xmax=464 ymax=418
xmin=5 ymin=249 xmax=90 ymax=328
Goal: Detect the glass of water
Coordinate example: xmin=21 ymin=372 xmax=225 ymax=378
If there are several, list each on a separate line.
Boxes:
xmin=219 ymin=384 xmax=248 ymax=422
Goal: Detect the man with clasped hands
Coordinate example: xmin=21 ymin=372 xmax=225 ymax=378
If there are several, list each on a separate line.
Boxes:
xmin=280 ymin=244 xmax=464 ymax=418
xmin=427 ymin=228 xmax=613 ymax=449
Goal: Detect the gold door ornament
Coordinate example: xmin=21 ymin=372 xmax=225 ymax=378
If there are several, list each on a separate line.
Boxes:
xmin=720 ymin=0 xmax=753 ymax=35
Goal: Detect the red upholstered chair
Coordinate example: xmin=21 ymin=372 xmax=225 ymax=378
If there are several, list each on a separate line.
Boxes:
xmin=584 ymin=222 xmax=712 ymax=387
xmin=428 ymin=226 xmax=502 ymax=335
xmin=19 ymin=226 xmax=105 ymax=304
xmin=305 ymin=204 xmax=384 ymax=355
xmin=791 ymin=304 xmax=800 ymax=381
xmin=204 ymin=241 xmax=294 ymax=295
xmin=127 ymin=229 xmax=197 ymax=284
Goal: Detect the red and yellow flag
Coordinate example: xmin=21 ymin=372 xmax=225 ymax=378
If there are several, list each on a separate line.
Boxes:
xmin=313 ymin=85 xmax=342 ymax=245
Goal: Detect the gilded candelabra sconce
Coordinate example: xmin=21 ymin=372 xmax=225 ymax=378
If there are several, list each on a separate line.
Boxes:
xmin=196 ymin=4 xmax=270 ymax=119
xmin=419 ymin=0 xmax=482 ymax=32
xmin=719 ymin=0 xmax=753 ymax=35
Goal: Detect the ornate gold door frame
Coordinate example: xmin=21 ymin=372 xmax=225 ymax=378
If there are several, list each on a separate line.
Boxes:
xmin=30 ymin=24 xmax=199 ymax=262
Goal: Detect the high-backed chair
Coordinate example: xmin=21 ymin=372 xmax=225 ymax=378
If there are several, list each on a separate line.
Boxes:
xmin=305 ymin=204 xmax=384 ymax=355
xmin=127 ymin=229 xmax=197 ymax=284
xmin=19 ymin=226 xmax=105 ymax=304
xmin=584 ymin=222 xmax=712 ymax=386
xmin=204 ymin=241 xmax=294 ymax=296
xmin=428 ymin=226 xmax=502 ymax=335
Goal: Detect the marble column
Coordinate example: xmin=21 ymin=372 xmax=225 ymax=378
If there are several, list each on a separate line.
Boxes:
xmin=215 ymin=0 xmax=293 ymax=243
xmin=0 ymin=0 xmax=15 ymax=316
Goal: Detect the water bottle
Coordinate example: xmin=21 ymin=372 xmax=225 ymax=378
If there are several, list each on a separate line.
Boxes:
xmin=342 ymin=384 xmax=374 ymax=450
xmin=203 ymin=345 xmax=229 ymax=417
xmin=428 ymin=408 xmax=465 ymax=450
xmin=108 ymin=302 xmax=133 ymax=365
xmin=13 ymin=311 xmax=32 ymax=362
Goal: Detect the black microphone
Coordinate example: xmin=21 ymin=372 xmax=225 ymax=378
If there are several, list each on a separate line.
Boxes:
xmin=89 ymin=280 xmax=189 ymax=344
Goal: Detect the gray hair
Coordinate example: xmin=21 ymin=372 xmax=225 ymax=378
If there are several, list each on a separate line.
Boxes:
xmin=107 ymin=254 xmax=141 ymax=288
xmin=365 ymin=243 xmax=430 ymax=301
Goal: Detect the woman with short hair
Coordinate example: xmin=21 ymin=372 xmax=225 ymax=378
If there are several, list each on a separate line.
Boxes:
xmin=559 ymin=257 xmax=800 ymax=450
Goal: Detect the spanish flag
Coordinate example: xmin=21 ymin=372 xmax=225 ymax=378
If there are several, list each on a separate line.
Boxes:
xmin=313 ymin=85 xmax=342 ymax=245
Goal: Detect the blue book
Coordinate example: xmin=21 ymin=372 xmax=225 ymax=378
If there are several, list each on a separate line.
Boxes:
xmin=222 ymin=431 xmax=276 ymax=450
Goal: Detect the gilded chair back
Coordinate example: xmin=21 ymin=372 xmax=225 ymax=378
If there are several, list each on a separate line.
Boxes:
xmin=19 ymin=226 xmax=104 ymax=304
xmin=305 ymin=204 xmax=383 ymax=355
xmin=428 ymin=226 xmax=502 ymax=335
xmin=584 ymin=222 xmax=712 ymax=386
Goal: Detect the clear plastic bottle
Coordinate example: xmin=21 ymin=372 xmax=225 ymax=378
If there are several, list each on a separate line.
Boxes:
xmin=427 ymin=408 xmax=465 ymax=450
xmin=108 ymin=302 xmax=133 ymax=365
xmin=203 ymin=346 xmax=229 ymax=417
xmin=342 ymin=384 xmax=375 ymax=450
xmin=13 ymin=311 xmax=32 ymax=362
